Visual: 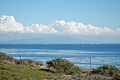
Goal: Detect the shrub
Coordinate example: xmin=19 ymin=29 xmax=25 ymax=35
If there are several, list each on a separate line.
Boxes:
xmin=0 ymin=52 xmax=13 ymax=59
xmin=90 ymin=65 xmax=119 ymax=77
xmin=47 ymin=58 xmax=74 ymax=72
xmin=46 ymin=58 xmax=81 ymax=74
xmin=66 ymin=66 xmax=82 ymax=75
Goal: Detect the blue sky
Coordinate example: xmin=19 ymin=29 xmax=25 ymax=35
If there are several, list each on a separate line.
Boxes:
xmin=0 ymin=0 xmax=120 ymax=28
xmin=0 ymin=0 xmax=120 ymax=44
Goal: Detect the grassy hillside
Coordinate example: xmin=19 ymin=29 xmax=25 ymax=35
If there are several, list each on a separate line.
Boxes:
xmin=0 ymin=52 xmax=64 ymax=80
xmin=0 ymin=62 xmax=64 ymax=80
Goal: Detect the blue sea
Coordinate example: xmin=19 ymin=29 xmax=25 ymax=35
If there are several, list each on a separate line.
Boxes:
xmin=0 ymin=44 xmax=120 ymax=68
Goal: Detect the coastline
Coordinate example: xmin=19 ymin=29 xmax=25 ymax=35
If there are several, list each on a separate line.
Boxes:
xmin=0 ymin=46 xmax=120 ymax=68
xmin=0 ymin=52 xmax=120 ymax=80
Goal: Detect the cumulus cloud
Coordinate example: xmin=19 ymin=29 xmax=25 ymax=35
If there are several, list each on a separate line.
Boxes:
xmin=0 ymin=15 xmax=120 ymax=37
xmin=0 ymin=15 xmax=24 ymax=32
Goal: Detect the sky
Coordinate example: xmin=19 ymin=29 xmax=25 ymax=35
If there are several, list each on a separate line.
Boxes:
xmin=0 ymin=0 xmax=120 ymax=44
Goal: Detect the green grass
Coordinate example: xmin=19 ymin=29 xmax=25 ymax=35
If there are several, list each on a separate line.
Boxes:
xmin=0 ymin=62 xmax=64 ymax=80
xmin=0 ymin=52 xmax=64 ymax=80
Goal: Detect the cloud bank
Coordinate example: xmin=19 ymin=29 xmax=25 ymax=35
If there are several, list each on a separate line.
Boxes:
xmin=0 ymin=15 xmax=120 ymax=44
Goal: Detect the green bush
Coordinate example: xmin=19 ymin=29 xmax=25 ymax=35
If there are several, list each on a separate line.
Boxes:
xmin=47 ymin=58 xmax=74 ymax=72
xmin=0 ymin=52 xmax=13 ymax=59
xmin=91 ymin=65 xmax=119 ymax=77
xmin=46 ymin=58 xmax=81 ymax=74
xmin=66 ymin=66 xmax=82 ymax=75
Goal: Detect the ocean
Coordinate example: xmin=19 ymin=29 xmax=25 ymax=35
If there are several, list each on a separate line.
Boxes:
xmin=0 ymin=44 xmax=120 ymax=68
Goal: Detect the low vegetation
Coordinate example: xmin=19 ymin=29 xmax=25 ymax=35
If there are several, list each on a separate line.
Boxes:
xmin=47 ymin=58 xmax=82 ymax=74
xmin=90 ymin=65 xmax=120 ymax=80
xmin=0 ymin=52 xmax=13 ymax=59
xmin=0 ymin=52 xmax=120 ymax=80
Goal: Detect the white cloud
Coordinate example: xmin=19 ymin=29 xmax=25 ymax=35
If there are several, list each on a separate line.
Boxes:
xmin=0 ymin=15 xmax=23 ymax=32
xmin=0 ymin=15 xmax=120 ymax=37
